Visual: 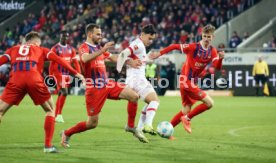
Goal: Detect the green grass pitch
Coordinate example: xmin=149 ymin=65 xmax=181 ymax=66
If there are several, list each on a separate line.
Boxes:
xmin=0 ymin=96 xmax=276 ymax=163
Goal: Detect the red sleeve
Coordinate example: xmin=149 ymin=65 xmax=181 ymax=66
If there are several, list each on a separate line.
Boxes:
xmin=47 ymin=51 xmax=78 ymax=75
xmin=213 ymin=59 xmax=223 ymax=70
xmin=78 ymin=44 xmax=89 ymax=62
xmin=49 ymin=61 xmax=54 ymax=75
xmin=160 ymin=44 xmax=181 ymax=56
xmin=71 ymin=48 xmax=81 ymax=73
xmin=50 ymin=45 xmax=57 ymax=53
xmin=160 ymin=44 xmax=191 ymax=56
xmin=127 ymin=47 xmax=139 ymax=60
xmin=211 ymin=48 xmax=223 ymax=70
xmin=42 ymin=47 xmax=51 ymax=60
xmin=0 ymin=55 xmax=9 ymax=66
xmin=103 ymin=51 xmax=111 ymax=59
xmin=0 ymin=48 xmax=11 ymax=65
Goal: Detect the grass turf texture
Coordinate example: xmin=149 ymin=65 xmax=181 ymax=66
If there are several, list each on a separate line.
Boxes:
xmin=0 ymin=96 xmax=276 ymax=163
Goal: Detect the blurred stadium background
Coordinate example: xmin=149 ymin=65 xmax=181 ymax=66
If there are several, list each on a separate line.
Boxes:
xmin=0 ymin=0 xmax=276 ymax=162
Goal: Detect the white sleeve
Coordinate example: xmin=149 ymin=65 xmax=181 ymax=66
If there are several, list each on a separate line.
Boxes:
xmin=116 ymin=48 xmax=131 ymax=73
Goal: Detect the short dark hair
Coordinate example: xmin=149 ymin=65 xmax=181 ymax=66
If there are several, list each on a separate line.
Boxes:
xmin=85 ymin=23 xmax=100 ymax=35
xmin=25 ymin=31 xmax=40 ymax=42
xmin=142 ymin=24 xmax=156 ymax=35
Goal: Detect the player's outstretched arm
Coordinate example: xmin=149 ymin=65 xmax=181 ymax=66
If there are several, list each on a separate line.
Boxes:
xmin=108 ymin=55 xmax=118 ymax=63
xmin=149 ymin=44 xmax=182 ymax=59
xmin=72 ymin=59 xmax=81 ymax=73
xmin=82 ymin=41 xmax=114 ymax=63
xmin=0 ymin=55 xmax=9 ymax=66
xmin=47 ymin=51 xmax=78 ymax=75
xmin=48 ymin=51 xmax=86 ymax=85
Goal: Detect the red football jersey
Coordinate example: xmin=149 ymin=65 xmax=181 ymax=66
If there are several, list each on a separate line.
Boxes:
xmin=1 ymin=43 xmax=78 ymax=76
xmin=49 ymin=43 xmax=78 ymax=75
xmin=161 ymin=42 xmax=219 ymax=81
xmin=78 ymin=42 xmax=111 ymax=87
xmin=3 ymin=44 xmax=50 ymax=75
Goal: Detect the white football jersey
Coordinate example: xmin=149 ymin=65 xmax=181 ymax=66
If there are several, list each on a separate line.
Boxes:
xmin=126 ymin=37 xmax=148 ymax=78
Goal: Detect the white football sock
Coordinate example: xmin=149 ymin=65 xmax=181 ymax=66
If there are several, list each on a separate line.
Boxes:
xmin=145 ymin=101 xmax=159 ymax=127
xmin=137 ymin=104 xmax=148 ymax=131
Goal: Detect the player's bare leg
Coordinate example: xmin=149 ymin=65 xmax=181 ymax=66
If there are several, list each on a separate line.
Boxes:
xmin=142 ymin=92 xmax=159 ymax=135
xmin=119 ymin=86 xmax=139 ymax=103
xmin=119 ymin=87 xmax=149 ymax=143
xmin=182 ymin=95 xmax=214 ymax=134
xmin=41 ymin=97 xmax=58 ymax=153
xmin=0 ymin=100 xmax=12 ymax=124
xmin=61 ymin=115 xmax=98 ymax=148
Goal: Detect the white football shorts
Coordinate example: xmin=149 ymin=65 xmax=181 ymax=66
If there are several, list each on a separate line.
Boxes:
xmin=126 ymin=76 xmax=155 ymax=100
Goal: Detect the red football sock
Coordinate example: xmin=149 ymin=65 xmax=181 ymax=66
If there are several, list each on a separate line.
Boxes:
xmin=127 ymin=101 xmax=138 ymax=128
xmin=44 ymin=116 xmax=55 ymax=147
xmin=65 ymin=121 xmax=87 ymax=137
xmin=170 ymin=111 xmax=184 ymax=127
xmin=187 ymin=103 xmax=209 ymax=120
xmin=55 ymin=96 xmax=61 ymax=117
xmin=58 ymin=95 xmax=67 ymax=114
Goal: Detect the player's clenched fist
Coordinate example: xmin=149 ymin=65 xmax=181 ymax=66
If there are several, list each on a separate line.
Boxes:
xmin=101 ymin=41 xmax=114 ymax=52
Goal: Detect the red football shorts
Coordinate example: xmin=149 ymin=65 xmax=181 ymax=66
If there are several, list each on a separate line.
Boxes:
xmin=85 ymin=80 xmax=125 ymax=116
xmin=180 ymin=80 xmax=206 ymax=106
xmin=0 ymin=72 xmax=51 ymax=105
xmin=53 ymin=73 xmax=71 ymax=90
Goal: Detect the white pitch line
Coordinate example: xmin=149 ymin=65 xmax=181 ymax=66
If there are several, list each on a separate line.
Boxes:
xmin=228 ymin=126 xmax=257 ymax=137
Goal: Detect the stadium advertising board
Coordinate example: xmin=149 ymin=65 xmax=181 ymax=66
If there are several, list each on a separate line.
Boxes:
xmin=222 ymin=53 xmax=276 ymax=96
xmin=0 ymin=0 xmax=31 ymax=18
xmin=223 ymin=65 xmax=276 ymax=96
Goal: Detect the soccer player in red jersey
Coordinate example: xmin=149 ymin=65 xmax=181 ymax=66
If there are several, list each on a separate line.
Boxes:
xmin=60 ymin=23 xmax=148 ymax=148
xmin=0 ymin=31 xmax=85 ymax=153
xmin=49 ymin=31 xmax=81 ymax=123
xmin=150 ymin=24 xmax=225 ymax=139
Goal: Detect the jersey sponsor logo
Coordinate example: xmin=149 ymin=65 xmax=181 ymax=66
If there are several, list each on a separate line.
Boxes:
xmin=195 ymin=62 xmax=206 ymax=68
xmin=80 ymin=47 xmax=87 ymax=54
xmin=95 ymin=60 xmax=104 ymax=64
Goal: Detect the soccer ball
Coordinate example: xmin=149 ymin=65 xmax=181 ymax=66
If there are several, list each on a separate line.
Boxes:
xmin=157 ymin=121 xmax=174 ymax=138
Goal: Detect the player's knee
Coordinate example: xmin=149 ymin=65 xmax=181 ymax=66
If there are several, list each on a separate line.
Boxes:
xmin=129 ymin=93 xmax=139 ymax=102
xmin=62 ymin=92 xmax=68 ymax=96
xmin=86 ymin=121 xmax=98 ymax=129
xmin=206 ymin=100 xmax=214 ymax=108
xmin=60 ymin=89 xmax=68 ymax=96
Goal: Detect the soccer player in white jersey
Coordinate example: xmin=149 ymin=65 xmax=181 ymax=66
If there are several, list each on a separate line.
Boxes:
xmin=117 ymin=24 xmax=159 ymax=140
